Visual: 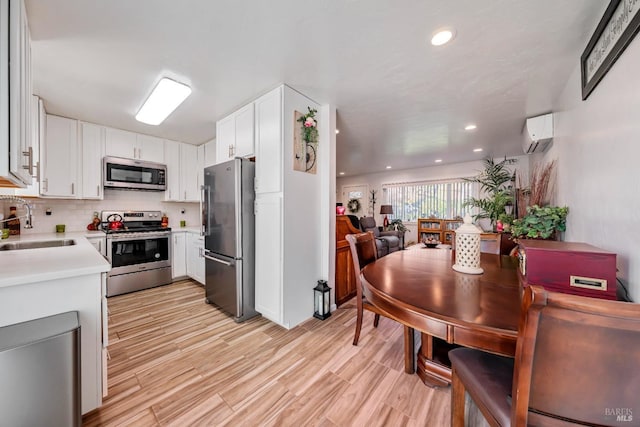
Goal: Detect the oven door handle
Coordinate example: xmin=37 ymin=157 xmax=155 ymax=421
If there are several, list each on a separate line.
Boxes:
xmin=108 ymin=231 xmax=171 ymax=240
xmin=203 ymin=253 xmax=234 ymax=266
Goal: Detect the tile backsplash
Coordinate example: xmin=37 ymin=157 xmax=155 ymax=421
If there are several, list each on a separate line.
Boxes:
xmin=1 ymin=189 xmax=200 ymax=235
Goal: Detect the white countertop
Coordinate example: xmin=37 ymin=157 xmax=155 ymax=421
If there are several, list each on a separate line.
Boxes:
xmin=0 ymin=231 xmax=111 ymax=289
xmin=172 ymin=227 xmax=201 ymax=234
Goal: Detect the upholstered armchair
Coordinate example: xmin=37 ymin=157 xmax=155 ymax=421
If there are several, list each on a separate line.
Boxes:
xmin=359 ymin=216 xmax=403 ymax=256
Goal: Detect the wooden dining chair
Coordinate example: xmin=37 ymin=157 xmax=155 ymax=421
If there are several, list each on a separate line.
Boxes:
xmin=449 ymin=285 xmax=640 ymax=427
xmin=345 ymin=232 xmax=416 ymax=374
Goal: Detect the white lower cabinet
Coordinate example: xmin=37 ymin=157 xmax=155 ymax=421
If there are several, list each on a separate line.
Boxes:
xmin=0 ymin=273 xmax=106 ymax=414
xmin=254 ymin=194 xmax=283 ymax=324
xmin=186 ymin=231 xmax=205 ymax=284
xmin=172 ymin=231 xmax=204 ymax=283
xmin=172 ymin=231 xmax=186 ymax=278
xmin=86 ymin=235 xmax=106 ymax=257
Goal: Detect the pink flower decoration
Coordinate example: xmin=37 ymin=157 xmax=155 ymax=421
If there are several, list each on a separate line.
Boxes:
xmin=304 ymin=117 xmax=316 ymax=128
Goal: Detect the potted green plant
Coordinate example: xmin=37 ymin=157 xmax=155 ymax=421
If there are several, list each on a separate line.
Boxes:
xmin=387 ymin=218 xmax=407 ymax=232
xmin=510 ymin=205 xmax=569 ymax=240
xmin=463 ymin=157 xmax=517 ymax=230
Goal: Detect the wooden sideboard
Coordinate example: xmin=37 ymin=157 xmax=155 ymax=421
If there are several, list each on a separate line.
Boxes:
xmin=335 ymin=215 xmax=361 ymax=306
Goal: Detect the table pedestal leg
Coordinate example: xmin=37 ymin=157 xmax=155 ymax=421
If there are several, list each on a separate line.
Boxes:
xmin=404 ymin=326 xmax=415 ymax=374
xmin=416 ymin=333 xmax=451 ymax=387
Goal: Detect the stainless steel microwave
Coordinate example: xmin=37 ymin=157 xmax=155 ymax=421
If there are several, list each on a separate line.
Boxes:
xmin=103 ymin=156 xmax=167 ymax=191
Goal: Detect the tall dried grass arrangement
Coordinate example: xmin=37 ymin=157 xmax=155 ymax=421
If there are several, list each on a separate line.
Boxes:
xmin=529 ymin=160 xmax=556 ymax=206
xmin=515 ymin=160 xmax=556 ymax=218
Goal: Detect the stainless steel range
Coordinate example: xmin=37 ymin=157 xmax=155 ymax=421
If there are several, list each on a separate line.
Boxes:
xmin=101 ymin=210 xmax=172 ymax=297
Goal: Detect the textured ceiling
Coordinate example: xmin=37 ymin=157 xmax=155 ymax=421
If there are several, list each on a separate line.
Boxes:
xmin=24 ymin=0 xmax=605 ymax=176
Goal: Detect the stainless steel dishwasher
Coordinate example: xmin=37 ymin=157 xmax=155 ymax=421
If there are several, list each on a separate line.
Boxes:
xmin=0 ymin=311 xmax=81 ymax=427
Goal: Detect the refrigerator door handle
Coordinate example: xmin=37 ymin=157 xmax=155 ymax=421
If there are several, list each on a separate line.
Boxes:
xmin=203 ymin=253 xmax=234 ymax=266
xmin=201 ymin=184 xmax=211 ymax=237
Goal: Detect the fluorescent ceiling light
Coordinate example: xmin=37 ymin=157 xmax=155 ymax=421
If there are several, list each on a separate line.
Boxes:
xmin=473 ymin=148 xmax=483 ymax=152
xmin=386 ymin=165 xmax=392 ymax=169
xmin=431 ymin=28 xmax=455 ymax=46
xmin=465 ymin=124 xmax=477 ymax=131
xmin=136 ymin=78 xmax=192 ymax=125
xmin=435 ymin=159 xmax=443 ymax=163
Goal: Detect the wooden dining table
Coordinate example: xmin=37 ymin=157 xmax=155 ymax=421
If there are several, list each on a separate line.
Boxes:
xmin=360 ymin=246 xmax=522 ymax=387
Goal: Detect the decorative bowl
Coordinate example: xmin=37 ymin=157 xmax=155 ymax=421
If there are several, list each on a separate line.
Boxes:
xmin=423 ymin=241 xmax=440 ymax=248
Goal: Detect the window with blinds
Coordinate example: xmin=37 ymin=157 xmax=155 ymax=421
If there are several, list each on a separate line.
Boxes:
xmin=383 ymin=179 xmax=477 ymax=222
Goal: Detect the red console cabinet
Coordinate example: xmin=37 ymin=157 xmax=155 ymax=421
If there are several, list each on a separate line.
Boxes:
xmin=517 ymin=240 xmax=617 ymax=300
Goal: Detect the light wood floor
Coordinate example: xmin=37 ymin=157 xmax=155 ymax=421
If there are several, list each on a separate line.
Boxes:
xmin=83 ymin=279 xmax=451 ymax=426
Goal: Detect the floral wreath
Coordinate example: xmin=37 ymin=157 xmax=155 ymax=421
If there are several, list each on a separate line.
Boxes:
xmin=297 ymin=107 xmax=318 ymax=144
xmin=347 ymin=198 xmax=361 ymax=213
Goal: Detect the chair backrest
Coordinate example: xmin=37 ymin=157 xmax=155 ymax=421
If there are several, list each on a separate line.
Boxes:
xmin=358 ymin=217 xmax=380 ymax=237
xmin=346 ymin=215 xmax=360 ymax=230
xmin=512 ymin=286 xmax=640 ymax=426
xmin=345 ymin=232 xmax=378 ymax=299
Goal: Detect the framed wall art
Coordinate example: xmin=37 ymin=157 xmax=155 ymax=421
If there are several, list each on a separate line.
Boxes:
xmin=581 ymin=0 xmax=640 ymax=100
xmin=293 ymin=108 xmax=318 ymax=174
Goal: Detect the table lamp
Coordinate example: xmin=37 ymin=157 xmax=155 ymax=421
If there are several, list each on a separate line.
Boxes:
xmin=380 ymin=205 xmax=393 ymax=228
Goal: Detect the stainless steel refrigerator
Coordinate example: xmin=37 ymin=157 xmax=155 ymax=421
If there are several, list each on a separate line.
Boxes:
xmin=201 ymin=158 xmax=258 ymax=322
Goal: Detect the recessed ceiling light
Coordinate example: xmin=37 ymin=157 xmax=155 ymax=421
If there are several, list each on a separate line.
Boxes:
xmin=335 ymin=129 xmax=340 ymax=134
xmin=465 ymin=124 xmax=477 ymax=131
xmin=339 ymin=172 xmax=345 ymax=175
xmin=435 ymin=159 xmax=443 ymax=163
xmin=473 ymin=148 xmax=483 ymax=152
xmin=386 ymin=166 xmax=392 ymax=169
xmin=431 ymin=28 xmax=456 ymax=46
xmin=136 ymin=77 xmax=192 ymax=125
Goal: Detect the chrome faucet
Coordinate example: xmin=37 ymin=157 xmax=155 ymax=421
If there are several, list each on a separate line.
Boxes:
xmin=0 ymin=195 xmax=33 ymax=229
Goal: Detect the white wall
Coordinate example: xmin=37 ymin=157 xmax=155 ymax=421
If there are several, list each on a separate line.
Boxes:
xmin=282 ymin=86 xmax=324 ymax=327
xmin=545 ymin=20 xmax=640 ymax=300
xmin=1 ymin=191 xmax=199 ymax=234
xmin=337 ymin=156 xmax=530 ymax=244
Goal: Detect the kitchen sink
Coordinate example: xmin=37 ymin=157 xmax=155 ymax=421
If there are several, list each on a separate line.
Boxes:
xmin=0 ymin=239 xmax=76 ymax=251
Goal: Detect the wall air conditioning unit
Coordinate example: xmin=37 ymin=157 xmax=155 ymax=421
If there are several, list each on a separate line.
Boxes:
xmin=522 ymin=113 xmax=553 ymax=154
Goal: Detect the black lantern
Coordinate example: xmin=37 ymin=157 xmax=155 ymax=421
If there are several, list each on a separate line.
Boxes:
xmin=313 ymin=280 xmax=331 ymax=320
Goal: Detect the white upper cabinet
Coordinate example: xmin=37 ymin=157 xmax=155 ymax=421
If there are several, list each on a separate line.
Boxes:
xmin=180 ymin=143 xmax=199 ymax=202
xmin=204 ymin=138 xmax=216 ymax=167
xmin=3 ymin=95 xmax=42 ymax=196
xmin=215 ymin=103 xmax=255 ymax=163
xmin=254 ymin=87 xmax=283 ymax=194
xmin=41 ymin=114 xmax=78 ymax=198
xmin=215 ymin=115 xmax=235 ymax=163
xmin=164 ymin=139 xmax=181 ymax=201
xmin=164 ymin=140 xmax=198 ymax=202
xmin=136 ymin=134 xmax=165 ymax=163
xmin=197 ymin=143 xmax=205 ymax=192
xmin=234 ymin=103 xmax=255 ymax=158
xmin=104 ymin=127 xmax=136 ymax=159
xmin=105 ymin=128 xmax=164 ymax=163
xmin=79 ymin=122 xmax=104 ymax=199
xmin=0 ymin=0 xmax=33 ymax=187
